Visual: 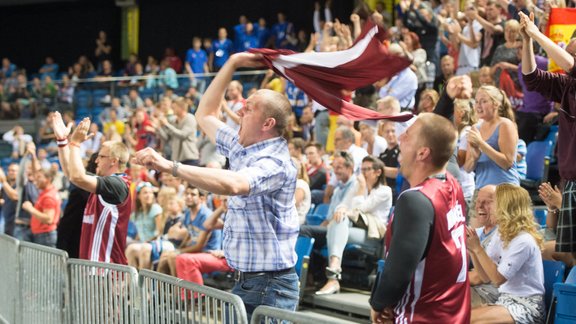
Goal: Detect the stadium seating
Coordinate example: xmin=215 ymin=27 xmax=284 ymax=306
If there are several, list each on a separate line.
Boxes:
xmin=543 ymin=260 xmax=566 ymax=312
xmin=295 ymin=236 xmax=315 ymax=303
xmin=306 ymin=203 xmax=330 ymax=225
xmin=533 ymin=207 xmax=548 ymax=229
xmin=521 ymin=139 xmax=554 ymax=189
xmin=553 ymin=282 xmax=576 ymax=324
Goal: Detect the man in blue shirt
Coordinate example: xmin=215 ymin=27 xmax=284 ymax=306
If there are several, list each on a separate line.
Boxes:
xmin=185 ymin=37 xmax=209 ymax=93
xmin=210 ymin=28 xmax=234 ymax=72
xmin=134 ymin=52 xmax=299 ymax=319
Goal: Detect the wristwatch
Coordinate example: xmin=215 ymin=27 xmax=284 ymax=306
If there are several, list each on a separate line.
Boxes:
xmin=172 ymin=161 xmax=181 ymax=177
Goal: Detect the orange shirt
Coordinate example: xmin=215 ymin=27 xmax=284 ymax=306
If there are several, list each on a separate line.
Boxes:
xmin=30 ymin=184 xmax=61 ymax=234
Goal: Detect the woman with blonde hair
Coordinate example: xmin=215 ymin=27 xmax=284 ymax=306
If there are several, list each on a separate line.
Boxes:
xmin=467 ymin=184 xmax=545 ymax=324
xmin=292 ymin=157 xmax=311 ymax=225
xmin=464 ymin=85 xmax=519 ymax=188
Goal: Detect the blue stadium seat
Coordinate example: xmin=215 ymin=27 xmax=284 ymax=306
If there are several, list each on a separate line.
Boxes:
xmin=533 ymin=208 xmax=547 ymax=229
xmin=553 ymin=282 xmax=576 ymax=324
xmin=545 ymin=125 xmax=559 ymax=160
xmin=544 ymin=260 xmax=566 ymax=312
xmin=521 ymin=140 xmax=553 ymax=189
xmin=566 ymin=267 xmax=576 ymax=284
xmin=295 ymin=236 xmax=314 ymax=304
xmin=306 ymin=203 xmax=330 ymax=225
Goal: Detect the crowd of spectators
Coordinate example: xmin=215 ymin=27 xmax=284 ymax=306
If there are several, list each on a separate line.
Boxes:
xmin=0 ymin=0 xmax=575 ymax=321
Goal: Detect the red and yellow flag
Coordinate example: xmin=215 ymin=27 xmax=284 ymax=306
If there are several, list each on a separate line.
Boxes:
xmin=546 ymin=8 xmax=576 ymax=72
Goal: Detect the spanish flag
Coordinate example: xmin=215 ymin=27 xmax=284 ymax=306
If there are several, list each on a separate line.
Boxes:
xmin=546 ymin=8 xmax=576 ymax=72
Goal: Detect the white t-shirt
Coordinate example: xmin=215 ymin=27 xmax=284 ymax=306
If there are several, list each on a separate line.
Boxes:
xmin=295 ymin=179 xmax=312 ymax=225
xmin=225 ymin=99 xmax=244 ymax=131
xmin=457 ymin=20 xmax=482 ymax=73
xmin=458 ymin=126 xmax=475 ymax=199
xmin=485 ymin=231 xmax=545 ymax=297
xmin=362 ymin=135 xmax=388 ymax=157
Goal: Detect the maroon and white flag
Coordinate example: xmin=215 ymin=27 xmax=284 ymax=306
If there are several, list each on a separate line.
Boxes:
xmin=249 ymin=21 xmax=413 ymax=122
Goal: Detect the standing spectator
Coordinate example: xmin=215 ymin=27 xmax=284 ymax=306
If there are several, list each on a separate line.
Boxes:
xmin=256 ymin=18 xmax=271 ymax=48
xmin=163 ymin=48 xmax=182 ymax=73
xmin=453 ymin=99 xmax=478 ymax=206
xmin=0 ymin=163 xmax=19 ymax=235
xmin=1 ymin=58 xmax=17 ymax=78
xmin=94 ymin=31 xmax=112 ymax=68
xmin=123 ymin=89 xmax=144 ymax=110
xmin=239 ymin=22 xmax=260 ymax=52
xmin=210 ymin=28 xmax=234 ymax=72
xmin=378 ymin=43 xmax=418 ymax=111
xmin=233 ymin=15 xmax=248 ymax=52
xmin=134 ymin=52 xmax=300 ymax=319
xmin=222 ymin=80 xmax=245 ymax=131
xmin=57 ymin=153 xmax=98 ymax=258
xmin=51 ymin=112 xmax=132 ymax=264
xmin=14 ymin=155 xmax=40 ymax=242
xmin=272 ymin=12 xmax=296 ymax=49
xmin=57 ymin=75 xmax=74 ymax=110
xmin=359 ymin=122 xmax=387 ymax=157
xmin=370 ymin=113 xmax=470 ymax=323
xmin=156 ymin=97 xmax=200 ymax=166
xmin=399 ymin=1 xmax=439 ymax=67
xmin=80 ymin=123 xmax=103 ymax=159
xmin=476 ymin=0 xmax=505 ymax=67
xmin=185 ymin=37 xmax=209 ymax=93
xmin=305 ymin=142 xmax=330 ymax=205
xmin=22 ymin=166 xmax=61 ymax=248
xmin=450 ymin=7 xmax=483 ymax=76
xmin=155 ymin=58 xmax=179 ymax=91
xmin=378 ymin=120 xmax=400 ymax=202
xmin=434 ymin=55 xmax=456 ymax=94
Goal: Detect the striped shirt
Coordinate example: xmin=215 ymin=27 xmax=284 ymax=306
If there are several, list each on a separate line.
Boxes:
xmin=216 ymin=126 xmax=299 ymax=272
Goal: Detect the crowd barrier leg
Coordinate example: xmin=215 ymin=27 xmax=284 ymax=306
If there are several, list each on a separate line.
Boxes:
xmin=0 ymin=234 xmax=20 ymax=324
xmin=250 ymin=305 xmax=354 ymax=324
xmin=19 ymin=241 xmax=69 ymax=324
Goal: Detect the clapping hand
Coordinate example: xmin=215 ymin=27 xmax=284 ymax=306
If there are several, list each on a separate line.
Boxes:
xmin=49 ymin=112 xmax=72 ymax=140
xmin=69 ymin=118 xmax=94 ymax=145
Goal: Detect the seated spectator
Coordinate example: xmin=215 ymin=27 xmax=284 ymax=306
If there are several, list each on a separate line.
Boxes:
xmin=100 ymin=97 xmax=130 ymax=124
xmin=39 ymin=56 xmax=59 ymax=81
xmin=80 ymin=122 xmax=103 ymax=159
xmin=122 ymin=89 xmax=144 ymax=110
xmin=176 ymin=199 xmax=231 ymax=286
xmin=468 ymin=185 xmax=499 ymax=307
xmin=156 ymin=185 xmax=221 ymax=276
xmin=478 ymin=66 xmax=496 ymax=86
xmin=1 ymin=57 xmax=17 ymax=78
xmin=163 ymin=47 xmax=183 ymax=73
xmin=2 ymin=125 xmax=33 ymax=159
xmin=467 ymin=184 xmax=545 ymax=324
xmin=57 ymin=75 xmax=74 ymax=110
xmin=124 ymin=53 xmax=139 ymax=76
xmin=300 ymin=151 xmax=358 ymax=294
xmin=288 ymin=138 xmax=306 ymax=163
xmin=359 ymin=122 xmax=387 ymax=157
xmin=305 ymin=142 xmax=330 ymax=205
xmin=126 ymin=195 xmax=185 ymax=270
xmin=377 ymin=120 xmax=400 ymax=202
xmin=102 ymin=109 xmax=125 ymax=141
xmin=130 ymin=182 xmax=162 ymax=243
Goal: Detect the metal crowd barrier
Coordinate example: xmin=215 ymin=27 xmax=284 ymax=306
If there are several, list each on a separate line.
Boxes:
xmin=0 ymin=235 xmax=20 ymax=324
xmin=18 ymin=241 xmax=69 ymax=324
xmin=139 ymin=269 xmax=248 ymax=324
xmin=68 ymin=259 xmax=140 ymax=324
xmin=250 ymin=305 xmax=354 ymax=324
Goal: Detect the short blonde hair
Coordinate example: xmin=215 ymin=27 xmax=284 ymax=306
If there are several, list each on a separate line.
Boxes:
xmin=102 ymin=141 xmax=129 ymax=172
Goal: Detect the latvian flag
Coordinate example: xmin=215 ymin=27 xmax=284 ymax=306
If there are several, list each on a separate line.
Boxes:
xmin=249 ymin=21 xmax=413 ymax=122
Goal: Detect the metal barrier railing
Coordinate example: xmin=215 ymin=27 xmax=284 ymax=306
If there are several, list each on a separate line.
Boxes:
xmin=19 ymin=241 xmax=69 ymax=324
xmin=0 ymin=234 xmax=20 ymax=324
xmin=139 ymin=269 xmax=248 ymax=324
xmin=68 ymin=259 xmax=140 ymax=324
xmin=250 ymin=305 xmax=353 ymax=324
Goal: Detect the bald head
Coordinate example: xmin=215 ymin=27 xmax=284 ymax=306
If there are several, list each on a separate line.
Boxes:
xmin=254 ymin=89 xmax=291 ymax=136
xmin=475 ymin=185 xmax=497 ymax=229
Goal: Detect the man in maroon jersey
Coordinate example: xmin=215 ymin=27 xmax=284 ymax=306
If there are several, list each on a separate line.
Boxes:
xmin=51 ymin=112 xmax=131 ymax=264
xmin=370 ymin=113 xmax=470 ymax=323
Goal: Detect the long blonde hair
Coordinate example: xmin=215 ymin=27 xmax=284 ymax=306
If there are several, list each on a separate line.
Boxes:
xmin=478 ymin=85 xmax=516 ymax=123
xmin=495 ymin=184 xmax=543 ymax=249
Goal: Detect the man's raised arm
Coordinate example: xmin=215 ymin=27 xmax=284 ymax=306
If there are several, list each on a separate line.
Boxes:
xmin=195 ymin=53 xmax=265 ymax=143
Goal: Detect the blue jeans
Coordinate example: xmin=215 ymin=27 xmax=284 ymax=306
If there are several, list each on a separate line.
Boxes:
xmin=231 ymin=270 xmax=299 ymax=321
xmin=14 ymin=224 xmax=32 ymax=242
xmin=32 ymin=230 xmax=57 ymax=248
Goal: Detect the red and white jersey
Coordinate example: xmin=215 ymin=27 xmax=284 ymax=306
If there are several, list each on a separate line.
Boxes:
xmin=386 ymin=173 xmax=470 ymax=324
xmin=79 ymin=175 xmax=131 ymax=265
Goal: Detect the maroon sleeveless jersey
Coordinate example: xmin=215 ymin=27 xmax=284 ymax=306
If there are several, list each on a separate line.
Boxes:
xmin=79 ymin=175 xmax=132 ymax=264
xmin=385 ymin=173 xmax=471 ymax=323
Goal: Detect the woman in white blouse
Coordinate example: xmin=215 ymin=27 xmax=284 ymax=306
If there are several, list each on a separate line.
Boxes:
xmin=316 ymin=155 xmax=393 ymax=295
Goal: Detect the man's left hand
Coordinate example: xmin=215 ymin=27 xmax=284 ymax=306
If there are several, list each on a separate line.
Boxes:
xmin=70 ymin=118 xmax=94 ymax=145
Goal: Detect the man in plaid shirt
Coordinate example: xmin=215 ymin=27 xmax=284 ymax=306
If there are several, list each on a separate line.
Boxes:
xmin=134 ymin=52 xmax=299 ymax=319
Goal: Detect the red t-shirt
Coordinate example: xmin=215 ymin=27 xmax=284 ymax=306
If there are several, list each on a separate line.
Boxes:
xmin=30 ymin=184 xmax=61 ymax=234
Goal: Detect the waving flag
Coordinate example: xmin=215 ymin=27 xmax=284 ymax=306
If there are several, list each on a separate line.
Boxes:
xmin=249 ymin=21 xmax=413 ymax=122
xmin=546 ymin=8 xmax=576 ymax=73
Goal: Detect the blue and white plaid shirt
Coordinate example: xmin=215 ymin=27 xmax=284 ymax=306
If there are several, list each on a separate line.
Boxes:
xmin=216 ymin=126 xmax=299 ymax=272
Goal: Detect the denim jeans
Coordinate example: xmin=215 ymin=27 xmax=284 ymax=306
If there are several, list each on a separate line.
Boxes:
xmin=32 ymin=230 xmax=57 ymax=248
xmin=231 ymin=271 xmax=299 ymax=321
xmin=14 ymin=224 xmax=33 ymax=242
